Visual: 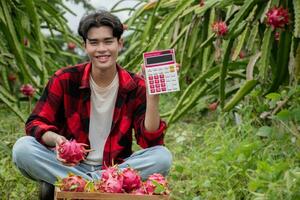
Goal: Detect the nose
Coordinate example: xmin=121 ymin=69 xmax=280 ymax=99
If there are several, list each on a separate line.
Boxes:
xmin=95 ymin=42 xmax=106 ymax=52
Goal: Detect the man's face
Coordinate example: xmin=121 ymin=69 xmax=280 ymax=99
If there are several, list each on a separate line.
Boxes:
xmin=85 ymin=26 xmax=122 ymax=71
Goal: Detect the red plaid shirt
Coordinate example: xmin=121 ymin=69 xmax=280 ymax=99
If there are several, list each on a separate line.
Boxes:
xmin=25 ymin=62 xmax=167 ymax=167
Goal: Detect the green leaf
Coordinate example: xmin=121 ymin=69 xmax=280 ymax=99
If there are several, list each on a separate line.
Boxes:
xmin=152 ymin=180 xmax=165 ymax=194
xmin=256 ymin=126 xmax=273 ymax=137
xmin=223 ymin=80 xmax=257 ymax=111
xmin=220 ymin=39 xmax=235 ymax=108
xmin=259 ymin=28 xmax=273 ymax=79
xmin=265 ymin=92 xmax=281 ymax=101
xmin=293 ymin=0 xmax=300 ymax=38
xmin=275 ymin=109 xmax=290 ymax=121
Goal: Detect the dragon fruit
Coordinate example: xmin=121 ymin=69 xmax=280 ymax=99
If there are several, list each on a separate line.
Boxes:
xmin=145 ymin=173 xmax=169 ymax=195
xmin=131 ymin=184 xmax=148 ymax=195
xmin=208 ymin=102 xmax=218 ymax=111
xmin=101 ymin=165 xmax=120 ymax=181
xmin=56 ymin=173 xmax=87 ymax=192
xmin=57 ymin=140 xmax=90 ymax=165
xmin=95 ymin=165 xmax=124 ymax=193
xmin=199 ymin=0 xmax=204 ymax=7
xmin=95 ymin=175 xmax=124 ymax=193
xmin=266 ymin=6 xmax=289 ymax=29
xmin=20 ymin=84 xmax=35 ymax=97
xmin=212 ymin=21 xmax=228 ymax=36
xmin=122 ymin=167 xmax=142 ymax=192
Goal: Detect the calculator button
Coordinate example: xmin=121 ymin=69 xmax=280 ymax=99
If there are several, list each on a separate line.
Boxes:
xmin=169 ymin=66 xmax=175 ymax=72
xmin=149 ymin=76 xmax=153 ymax=80
xmin=156 ymin=88 xmax=161 ymax=92
xmin=162 ymin=87 xmax=166 ymax=91
xmin=150 ymin=84 xmax=155 ymax=88
xmin=159 ymin=74 xmax=164 ymax=78
xmin=155 ymin=84 xmax=160 ymax=88
xmin=150 ymin=89 xmax=155 ymax=93
xmin=154 ymin=75 xmax=159 ymax=79
xmin=161 ymin=83 xmax=166 ymax=87
xmin=161 ymin=78 xmax=165 ymax=83
xmin=149 ymin=80 xmax=154 ymax=84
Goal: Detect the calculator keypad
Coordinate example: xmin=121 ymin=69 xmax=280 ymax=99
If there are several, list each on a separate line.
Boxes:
xmin=145 ymin=64 xmax=180 ymax=95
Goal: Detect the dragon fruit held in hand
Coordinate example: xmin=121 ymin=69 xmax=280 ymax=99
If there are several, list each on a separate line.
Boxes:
xmin=56 ymin=173 xmax=87 ymax=192
xmin=122 ymin=167 xmax=142 ymax=192
xmin=57 ymin=140 xmax=90 ymax=165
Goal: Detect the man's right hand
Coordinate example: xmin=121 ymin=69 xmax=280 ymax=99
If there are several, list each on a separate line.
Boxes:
xmin=41 ymin=131 xmax=76 ymax=166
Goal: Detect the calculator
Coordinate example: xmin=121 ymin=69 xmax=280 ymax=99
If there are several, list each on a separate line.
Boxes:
xmin=143 ymin=49 xmax=180 ymax=95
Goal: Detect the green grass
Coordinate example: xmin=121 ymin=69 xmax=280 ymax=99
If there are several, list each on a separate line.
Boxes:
xmin=1 ymin=94 xmax=300 ymax=200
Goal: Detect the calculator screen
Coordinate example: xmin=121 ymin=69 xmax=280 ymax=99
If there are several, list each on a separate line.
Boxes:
xmin=146 ymin=54 xmax=173 ymax=65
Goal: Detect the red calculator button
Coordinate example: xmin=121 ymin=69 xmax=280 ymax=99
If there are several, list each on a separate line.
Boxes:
xmin=156 ymin=88 xmax=161 ymax=92
xmin=154 ymin=75 xmax=159 ymax=79
xmin=155 ymin=84 xmax=160 ymax=88
xmin=161 ymin=83 xmax=166 ymax=87
xmin=149 ymin=76 xmax=153 ymax=80
xmin=150 ymin=84 xmax=155 ymax=88
xmin=150 ymin=89 xmax=155 ymax=93
xmin=149 ymin=80 xmax=154 ymax=84
xmin=162 ymin=87 xmax=166 ymax=91
xmin=155 ymin=80 xmax=159 ymax=83
xmin=159 ymin=74 xmax=164 ymax=78
xmin=161 ymin=78 xmax=165 ymax=83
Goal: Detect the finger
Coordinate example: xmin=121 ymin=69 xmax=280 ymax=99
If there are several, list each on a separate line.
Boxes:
xmin=175 ymin=63 xmax=180 ymax=71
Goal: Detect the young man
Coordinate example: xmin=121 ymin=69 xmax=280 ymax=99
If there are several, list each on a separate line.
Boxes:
xmin=12 ymin=10 xmax=172 ymax=199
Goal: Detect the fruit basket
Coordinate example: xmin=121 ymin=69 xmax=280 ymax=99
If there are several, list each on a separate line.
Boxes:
xmin=54 ymin=187 xmax=170 ymax=200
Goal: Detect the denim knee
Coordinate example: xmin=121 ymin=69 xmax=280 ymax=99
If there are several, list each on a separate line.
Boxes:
xmin=151 ymin=146 xmax=173 ymax=174
xmin=12 ymin=136 xmax=38 ymax=166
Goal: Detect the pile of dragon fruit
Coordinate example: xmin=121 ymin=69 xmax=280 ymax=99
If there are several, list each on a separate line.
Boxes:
xmin=56 ymin=166 xmax=169 ymax=195
xmin=55 ymin=140 xmax=169 ymax=195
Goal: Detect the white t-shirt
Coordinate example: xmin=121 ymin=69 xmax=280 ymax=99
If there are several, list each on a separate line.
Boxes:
xmin=84 ymin=73 xmax=119 ymax=165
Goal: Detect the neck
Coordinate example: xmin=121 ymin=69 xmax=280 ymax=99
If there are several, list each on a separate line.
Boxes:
xmin=91 ymin=65 xmax=117 ymax=88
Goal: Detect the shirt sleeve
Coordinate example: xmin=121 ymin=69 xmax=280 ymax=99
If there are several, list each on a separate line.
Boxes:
xmin=133 ymin=79 xmax=167 ymax=148
xmin=25 ymin=74 xmax=64 ymax=145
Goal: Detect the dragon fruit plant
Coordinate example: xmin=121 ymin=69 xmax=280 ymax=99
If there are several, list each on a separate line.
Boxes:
xmin=56 ymin=140 xmax=91 ymax=165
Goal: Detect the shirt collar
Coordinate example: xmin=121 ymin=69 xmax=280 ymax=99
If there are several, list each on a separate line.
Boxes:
xmin=79 ymin=62 xmax=137 ymax=93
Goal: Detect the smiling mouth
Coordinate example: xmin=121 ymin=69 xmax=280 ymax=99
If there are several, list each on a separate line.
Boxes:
xmin=95 ymin=55 xmax=110 ymax=62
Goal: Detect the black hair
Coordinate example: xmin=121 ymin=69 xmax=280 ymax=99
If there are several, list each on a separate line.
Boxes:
xmin=78 ymin=10 xmax=124 ymax=42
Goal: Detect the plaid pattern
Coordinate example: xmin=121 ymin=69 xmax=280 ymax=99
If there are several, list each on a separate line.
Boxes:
xmin=26 ymin=62 xmax=167 ymax=167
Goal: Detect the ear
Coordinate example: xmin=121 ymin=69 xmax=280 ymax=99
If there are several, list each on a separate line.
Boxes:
xmin=82 ymin=40 xmax=87 ymax=53
xmin=118 ymin=38 xmax=124 ymax=51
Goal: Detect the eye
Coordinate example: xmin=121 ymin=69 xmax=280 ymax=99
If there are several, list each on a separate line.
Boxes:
xmin=105 ymin=40 xmax=114 ymax=44
xmin=88 ymin=41 xmax=98 ymax=46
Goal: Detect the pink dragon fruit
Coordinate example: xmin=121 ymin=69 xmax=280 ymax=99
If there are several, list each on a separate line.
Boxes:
xmin=101 ymin=165 xmax=120 ymax=181
xmin=95 ymin=165 xmax=124 ymax=193
xmin=212 ymin=21 xmax=228 ymax=36
xmin=56 ymin=173 xmax=87 ymax=192
xmin=266 ymin=6 xmax=289 ymax=29
xmin=102 ymin=175 xmax=124 ymax=193
xmin=57 ymin=140 xmax=90 ymax=165
xmin=20 ymin=84 xmax=35 ymax=97
xmin=131 ymin=182 xmax=148 ymax=195
xmin=122 ymin=167 xmax=142 ymax=192
xmin=145 ymin=173 xmax=169 ymax=195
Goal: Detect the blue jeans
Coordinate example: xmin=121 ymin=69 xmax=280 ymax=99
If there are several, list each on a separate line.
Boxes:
xmin=12 ymin=136 xmax=172 ymax=185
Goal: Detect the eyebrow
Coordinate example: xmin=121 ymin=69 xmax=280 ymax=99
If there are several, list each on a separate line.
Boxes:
xmin=87 ymin=37 xmax=114 ymax=42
